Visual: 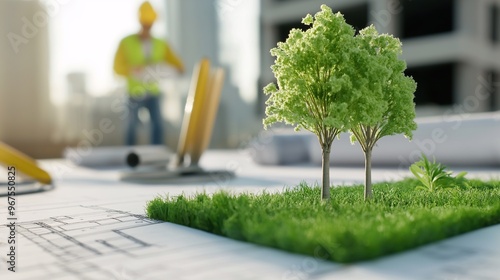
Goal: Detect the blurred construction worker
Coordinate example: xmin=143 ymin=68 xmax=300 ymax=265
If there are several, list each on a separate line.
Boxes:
xmin=114 ymin=1 xmax=184 ymax=145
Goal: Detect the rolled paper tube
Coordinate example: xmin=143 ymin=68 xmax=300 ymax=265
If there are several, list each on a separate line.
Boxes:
xmin=248 ymin=131 xmax=311 ymax=165
xmin=126 ymin=149 xmax=171 ymax=168
xmin=250 ymin=112 xmax=500 ymax=167
xmin=310 ymin=112 xmax=500 ymax=166
xmin=64 ymin=145 xmax=169 ymax=167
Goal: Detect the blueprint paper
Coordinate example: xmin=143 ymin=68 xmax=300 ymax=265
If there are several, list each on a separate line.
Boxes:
xmin=0 ymin=151 xmax=499 ymax=279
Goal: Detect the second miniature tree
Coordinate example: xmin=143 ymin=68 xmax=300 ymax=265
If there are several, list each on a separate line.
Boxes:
xmin=348 ymin=26 xmax=417 ymax=200
xmin=264 ymin=5 xmax=358 ymax=200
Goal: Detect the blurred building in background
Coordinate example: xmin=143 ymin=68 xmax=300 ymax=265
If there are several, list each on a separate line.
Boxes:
xmin=166 ymin=0 xmax=261 ymax=149
xmin=0 ymin=0 xmax=57 ymax=158
xmin=0 ymin=0 xmax=261 ymax=157
xmin=2 ymin=0 xmax=500 ymax=158
xmin=260 ymin=0 xmax=500 ymax=116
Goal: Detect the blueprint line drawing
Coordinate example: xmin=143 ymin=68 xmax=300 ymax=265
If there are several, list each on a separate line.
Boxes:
xmin=1 ymin=205 xmax=166 ymax=279
xmin=17 ymin=206 xmax=159 ymax=261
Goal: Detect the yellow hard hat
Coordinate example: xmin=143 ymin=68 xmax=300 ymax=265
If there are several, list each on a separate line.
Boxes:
xmin=139 ymin=1 xmax=157 ymax=25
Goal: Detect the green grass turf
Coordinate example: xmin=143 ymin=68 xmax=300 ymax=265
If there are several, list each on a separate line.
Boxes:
xmin=146 ymin=179 xmax=500 ymax=263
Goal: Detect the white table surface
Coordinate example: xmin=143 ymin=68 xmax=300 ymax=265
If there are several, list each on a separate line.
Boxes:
xmin=0 ymin=150 xmax=499 ymax=279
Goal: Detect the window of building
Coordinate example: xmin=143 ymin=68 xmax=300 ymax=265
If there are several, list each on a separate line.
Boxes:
xmin=406 ymin=63 xmax=454 ymax=106
xmin=275 ymin=4 xmax=368 ymax=43
xmin=401 ymin=0 xmax=454 ymax=39
xmin=490 ymin=4 xmax=499 ymax=43
xmin=486 ymin=70 xmax=498 ymax=111
xmin=342 ymin=4 xmax=368 ymax=32
xmin=276 ymin=21 xmax=308 ymax=44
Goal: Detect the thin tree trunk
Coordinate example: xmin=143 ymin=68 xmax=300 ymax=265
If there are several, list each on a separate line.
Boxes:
xmin=321 ymin=145 xmax=331 ymax=201
xmin=364 ymin=149 xmax=373 ymax=200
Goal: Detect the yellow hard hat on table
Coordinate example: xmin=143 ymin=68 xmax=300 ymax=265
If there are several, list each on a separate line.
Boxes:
xmin=139 ymin=1 xmax=157 ymax=25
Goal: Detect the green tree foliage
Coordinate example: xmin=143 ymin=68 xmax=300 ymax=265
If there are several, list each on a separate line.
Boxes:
xmin=348 ymin=26 xmax=417 ymax=200
xmin=264 ymin=5 xmax=417 ymax=202
xmin=263 ymin=5 xmax=358 ymax=200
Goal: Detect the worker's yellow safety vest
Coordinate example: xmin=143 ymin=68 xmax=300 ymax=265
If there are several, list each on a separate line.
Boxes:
xmin=113 ymin=34 xmax=184 ymax=97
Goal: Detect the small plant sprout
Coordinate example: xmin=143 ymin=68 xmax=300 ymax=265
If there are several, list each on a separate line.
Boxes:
xmin=410 ymin=155 xmax=468 ymax=192
xmin=264 ymin=5 xmax=358 ymax=201
xmin=348 ymin=26 xmax=417 ymax=200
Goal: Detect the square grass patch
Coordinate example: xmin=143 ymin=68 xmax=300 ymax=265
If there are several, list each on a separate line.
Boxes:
xmin=146 ymin=179 xmax=500 ymax=263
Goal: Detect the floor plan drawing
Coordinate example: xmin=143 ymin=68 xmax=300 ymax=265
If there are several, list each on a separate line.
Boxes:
xmin=1 ymin=205 xmax=166 ymax=279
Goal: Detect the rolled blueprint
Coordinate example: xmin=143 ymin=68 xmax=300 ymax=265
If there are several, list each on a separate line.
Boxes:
xmin=126 ymin=149 xmax=172 ymax=168
xmin=248 ymin=130 xmax=311 ymax=165
xmin=250 ymin=112 xmax=500 ymax=167
xmin=64 ymin=145 xmax=171 ymax=168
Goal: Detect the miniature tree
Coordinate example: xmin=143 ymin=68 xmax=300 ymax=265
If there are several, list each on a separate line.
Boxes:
xmin=348 ymin=26 xmax=417 ymax=200
xmin=263 ymin=5 xmax=358 ymax=200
